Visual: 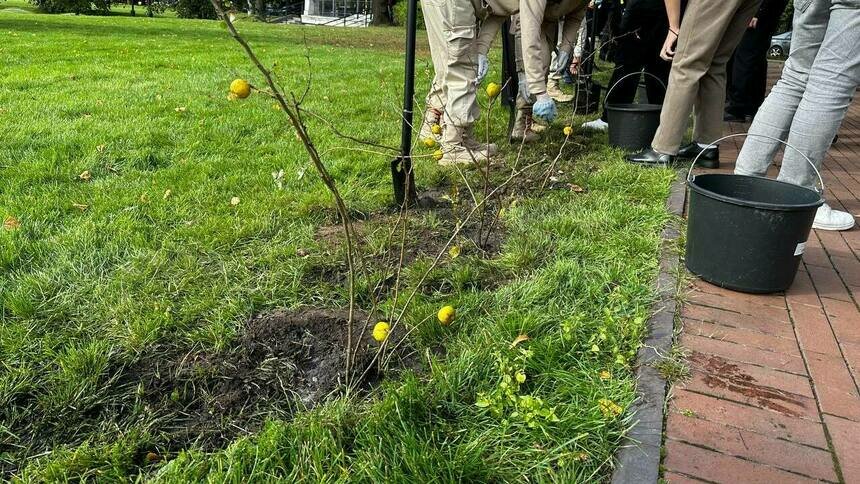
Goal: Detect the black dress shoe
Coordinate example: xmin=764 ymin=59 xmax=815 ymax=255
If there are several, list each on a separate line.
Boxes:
xmin=677 ymin=142 xmax=720 ymax=169
xmin=627 ymin=148 xmax=676 ymax=166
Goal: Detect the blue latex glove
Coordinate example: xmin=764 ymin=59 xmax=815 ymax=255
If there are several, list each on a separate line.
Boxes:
xmin=533 ymin=93 xmax=557 ymax=122
xmin=476 ymin=54 xmax=490 ymax=84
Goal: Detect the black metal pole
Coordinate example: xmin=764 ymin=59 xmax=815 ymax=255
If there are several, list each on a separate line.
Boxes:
xmin=391 ymin=0 xmax=418 ymax=206
xmin=500 ymin=19 xmax=518 ymax=139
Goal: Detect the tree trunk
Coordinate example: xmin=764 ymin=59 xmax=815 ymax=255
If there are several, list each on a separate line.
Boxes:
xmin=130 ymin=0 xmax=135 ymax=15
xmin=370 ymin=0 xmax=391 ymax=25
xmin=254 ymin=0 xmax=264 ymax=20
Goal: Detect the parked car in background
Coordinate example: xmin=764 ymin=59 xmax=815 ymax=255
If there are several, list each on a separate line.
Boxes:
xmin=769 ymin=31 xmax=792 ymax=58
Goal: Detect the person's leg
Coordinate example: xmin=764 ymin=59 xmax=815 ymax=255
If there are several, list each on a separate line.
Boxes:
xmin=600 ymin=35 xmax=647 ymax=117
xmin=419 ymin=0 xmax=447 ymax=140
xmin=651 ymin=0 xmax=750 ymax=155
xmin=735 ymin=0 xmax=832 ymax=177
xmin=692 ymin=0 xmax=761 ymax=146
xmin=642 ymin=20 xmax=672 ymax=105
xmin=776 ymin=2 xmax=860 ymax=189
xmin=438 ymin=0 xmax=487 ymax=164
xmin=546 ymin=21 xmax=574 ymax=102
xmin=511 ymin=15 xmax=540 ymax=143
xmin=725 ymin=29 xmax=755 ymax=117
xmin=747 ymin=25 xmax=773 ymax=116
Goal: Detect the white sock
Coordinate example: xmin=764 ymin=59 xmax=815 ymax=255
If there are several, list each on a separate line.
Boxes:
xmin=697 ymin=142 xmax=712 ymax=149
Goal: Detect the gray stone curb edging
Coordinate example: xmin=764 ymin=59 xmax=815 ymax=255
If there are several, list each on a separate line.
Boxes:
xmin=610 ymin=175 xmax=686 ymax=484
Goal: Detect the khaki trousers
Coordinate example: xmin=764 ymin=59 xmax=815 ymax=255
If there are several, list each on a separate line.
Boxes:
xmin=513 ymin=14 xmax=557 ymax=103
xmin=651 ymin=0 xmax=762 ymax=154
xmin=424 ymin=3 xmax=502 ymax=115
xmin=422 ymin=0 xmax=481 ymax=128
xmin=421 ymin=0 xmax=447 ymax=112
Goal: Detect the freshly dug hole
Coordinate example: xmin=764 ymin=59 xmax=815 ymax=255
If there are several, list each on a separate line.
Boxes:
xmin=120 ymin=308 xmax=409 ymax=450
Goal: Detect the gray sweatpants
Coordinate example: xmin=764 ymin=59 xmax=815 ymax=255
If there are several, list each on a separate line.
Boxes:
xmin=734 ymin=0 xmax=860 ymax=190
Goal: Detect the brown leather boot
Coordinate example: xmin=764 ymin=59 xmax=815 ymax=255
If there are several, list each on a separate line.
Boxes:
xmin=510 ymin=108 xmax=540 ymax=144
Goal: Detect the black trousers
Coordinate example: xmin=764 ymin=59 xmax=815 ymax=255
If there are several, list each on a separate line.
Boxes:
xmin=580 ymin=0 xmax=619 ymax=78
xmin=726 ymin=25 xmax=772 ymax=117
xmin=600 ymin=21 xmax=671 ymax=122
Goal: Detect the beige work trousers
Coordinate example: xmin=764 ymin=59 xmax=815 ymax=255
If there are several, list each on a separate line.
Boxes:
xmin=421 ymin=0 xmax=480 ymax=128
xmin=513 ymin=14 xmax=557 ymax=105
xmin=422 ymin=0 xmax=447 ymax=112
xmin=651 ymin=0 xmax=762 ymax=154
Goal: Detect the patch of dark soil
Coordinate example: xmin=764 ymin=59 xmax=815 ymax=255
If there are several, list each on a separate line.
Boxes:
xmin=1 ymin=308 xmax=419 ymax=478
xmin=121 ymin=308 xmax=419 ymax=450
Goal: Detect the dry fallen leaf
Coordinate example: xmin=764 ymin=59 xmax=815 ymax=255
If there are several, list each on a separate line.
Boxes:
xmin=96 ymin=144 xmax=106 ymax=153
xmin=79 ymin=170 xmax=92 ymax=181
xmin=569 ymin=184 xmax=585 ymax=193
xmin=448 ymin=245 xmax=461 ymax=259
xmin=509 ymin=334 xmax=530 ymax=349
xmin=72 ymin=203 xmax=88 ymax=211
xmin=3 ymin=216 xmax=20 ymax=231
xmin=599 ymin=398 xmax=624 ymax=418
xmin=272 ymin=169 xmax=285 ymax=189
xmin=230 ymin=196 xmax=241 ymax=206
xmin=174 ymin=106 xmax=187 ymax=113
xmin=163 ymin=189 xmax=172 ymax=200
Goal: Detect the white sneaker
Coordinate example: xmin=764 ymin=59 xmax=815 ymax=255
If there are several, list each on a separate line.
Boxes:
xmin=581 ymin=119 xmax=609 ymax=131
xmin=812 ymin=203 xmax=856 ymax=231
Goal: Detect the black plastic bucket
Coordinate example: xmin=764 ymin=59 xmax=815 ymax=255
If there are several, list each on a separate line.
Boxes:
xmin=606 ymin=103 xmax=662 ymax=151
xmin=685 ymin=135 xmax=825 ymax=293
xmin=604 ymin=72 xmax=666 ymax=151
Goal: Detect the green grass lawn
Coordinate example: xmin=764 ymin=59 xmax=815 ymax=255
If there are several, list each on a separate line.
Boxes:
xmin=0 ymin=8 xmax=676 ymax=482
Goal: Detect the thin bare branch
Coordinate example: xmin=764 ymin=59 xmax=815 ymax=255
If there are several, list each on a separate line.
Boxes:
xmin=211 ymin=0 xmax=360 ymax=384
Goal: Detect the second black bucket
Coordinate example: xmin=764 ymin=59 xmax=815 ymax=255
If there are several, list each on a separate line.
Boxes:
xmin=606 ymin=104 xmax=663 ymax=151
xmin=605 ymin=72 xmax=665 ymax=151
xmin=685 ymin=135 xmax=825 ymax=294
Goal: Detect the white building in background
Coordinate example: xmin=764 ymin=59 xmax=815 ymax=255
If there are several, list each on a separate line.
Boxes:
xmin=301 ymin=0 xmax=372 ymax=26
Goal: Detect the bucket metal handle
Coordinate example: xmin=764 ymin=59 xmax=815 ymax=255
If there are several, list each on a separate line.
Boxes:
xmin=603 ymin=71 xmax=668 ymax=109
xmin=686 ymin=133 xmax=825 ymax=195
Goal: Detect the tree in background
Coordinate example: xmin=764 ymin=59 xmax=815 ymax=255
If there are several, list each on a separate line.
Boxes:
xmin=130 ymin=0 xmax=168 ymax=17
xmin=391 ymin=0 xmax=420 ymax=28
xmin=31 ymin=0 xmax=110 ymax=13
xmin=174 ymin=0 xmax=216 ymax=18
xmin=371 ymin=0 xmax=393 ymax=25
xmin=778 ymin=3 xmax=794 ymax=32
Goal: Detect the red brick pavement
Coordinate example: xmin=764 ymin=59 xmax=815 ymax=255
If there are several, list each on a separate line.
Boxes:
xmin=663 ymin=63 xmax=860 ymax=483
